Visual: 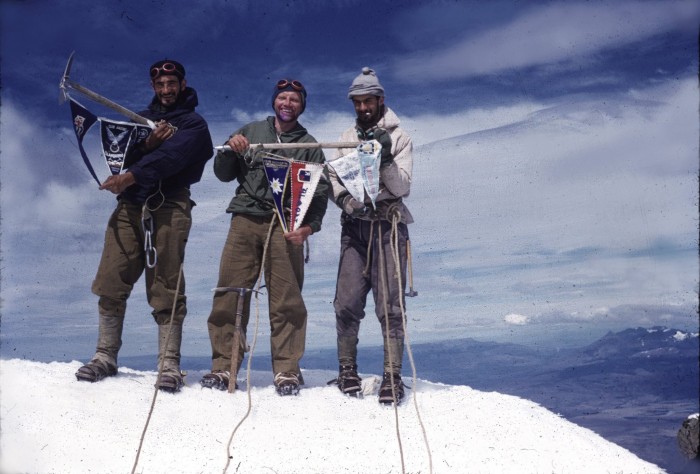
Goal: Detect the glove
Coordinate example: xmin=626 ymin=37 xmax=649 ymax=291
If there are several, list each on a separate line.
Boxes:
xmin=342 ymin=195 xmax=366 ymax=217
xmin=371 ymin=128 xmax=393 ymax=168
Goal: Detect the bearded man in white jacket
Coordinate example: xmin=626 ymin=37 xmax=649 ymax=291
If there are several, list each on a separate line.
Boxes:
xmin=327 ymin=67 xmax=414 ymax=405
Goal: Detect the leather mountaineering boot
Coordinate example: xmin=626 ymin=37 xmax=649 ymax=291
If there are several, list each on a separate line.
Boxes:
xmin=75 ymin=358 xmax=117 ymax=382
xmin=76 ymin=313 xmax=123 ymax=383
xmin=378 ymin=371 xmax=405 ymax=405
xmin=274 ymin=372 xmax=301 ymax=396
xmin=378 ymin=338 xmax=405 ymax=404
xmin=326 ymin=336 xmax=362 ymax=396
xmin=200 ymin=370 xmax=236 ymax=391
xmin=336 ymin=364 xmax=362 ymax=396
xmin=156 ymin=323 xmax=185 ymax=393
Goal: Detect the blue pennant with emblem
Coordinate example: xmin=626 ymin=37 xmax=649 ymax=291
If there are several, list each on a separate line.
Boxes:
xmin=69 ymin=98 xmax=100 ymax=186
xmin=100 ymin=119 xmax=145 ymax=175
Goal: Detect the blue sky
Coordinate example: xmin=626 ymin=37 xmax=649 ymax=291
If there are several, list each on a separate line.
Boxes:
xmin=1 ymin=0 xmax=698 ymax=361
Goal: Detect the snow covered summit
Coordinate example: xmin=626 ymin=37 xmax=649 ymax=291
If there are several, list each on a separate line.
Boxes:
xmin=0 ymin=359 xmax=663 ymax=473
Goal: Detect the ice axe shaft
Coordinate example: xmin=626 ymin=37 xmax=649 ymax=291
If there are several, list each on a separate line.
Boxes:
xmin=213 ymin=286 xmax=260 ymax=393
xmin=215 ymin=142 xmax=359 ymax=152
xmin=405 ymin=239 xmax=418 ymax=297
xmin=59 ymin=51 xmax=155 ymax=128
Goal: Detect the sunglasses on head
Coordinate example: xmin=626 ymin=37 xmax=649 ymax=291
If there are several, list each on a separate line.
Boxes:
xmin=276 ymin=79 xmax=304 ymax=91
xmin=150 ymin=62 xmax=180 ymax=79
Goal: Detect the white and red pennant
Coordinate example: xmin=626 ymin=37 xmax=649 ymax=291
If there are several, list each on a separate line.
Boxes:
xmin=263 ymin=157 xmax=325 ymax=232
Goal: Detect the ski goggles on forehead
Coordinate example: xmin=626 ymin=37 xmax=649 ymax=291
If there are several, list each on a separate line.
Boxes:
xmin=150 ymin=62 xmax=181 ymax=79
xmin=276 ymin=79 xmax=304 ymax=91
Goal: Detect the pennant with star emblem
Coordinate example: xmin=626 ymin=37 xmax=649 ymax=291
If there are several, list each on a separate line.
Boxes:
xmin=289 ymin=160 xmax=324 ymax=232
xmin=263 ymin=157 xmax=291 ymax=232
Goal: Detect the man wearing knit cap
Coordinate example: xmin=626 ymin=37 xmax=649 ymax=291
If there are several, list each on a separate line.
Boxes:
xmin=328 ymin=67 xmax=414 ymax=404
xmin=201 ymin=78 xmax=327 ymax=396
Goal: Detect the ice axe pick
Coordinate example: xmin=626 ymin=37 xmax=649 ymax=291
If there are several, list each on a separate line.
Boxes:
xmin=59 ymin=51 xmax=156 ymax=129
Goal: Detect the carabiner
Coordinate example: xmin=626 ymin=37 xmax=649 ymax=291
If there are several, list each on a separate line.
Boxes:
xmin=141 ymin=206 xmax=158 ymax=269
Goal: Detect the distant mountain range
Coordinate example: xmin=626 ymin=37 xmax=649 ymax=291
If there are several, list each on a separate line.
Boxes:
xmin=302 ymin=326 xmax=699 ymax=473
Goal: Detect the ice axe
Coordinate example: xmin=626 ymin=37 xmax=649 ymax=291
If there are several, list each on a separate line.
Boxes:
xmin=405 ymin=239 xmax=418 ymax=297
xmin=215 ymin=142 xmax=359 ymax=152
xmin=212 ymin=285 xmax=262 ymax=393
xmin=59 ymin=51 xmax=156 ymax=129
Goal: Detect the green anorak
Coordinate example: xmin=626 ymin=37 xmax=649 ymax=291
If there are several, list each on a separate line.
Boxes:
xmin=214 ymin=116 xmax=327 ymax=233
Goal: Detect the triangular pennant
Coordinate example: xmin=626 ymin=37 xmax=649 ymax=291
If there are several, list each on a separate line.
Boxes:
xmin=100 ymin=119 xmax=141 ymax=175
xmin=262 ymin=157 xmax=291 ymax=232
xmin=68 ymin=97 xmax=101 ymax=186
xmin=326 ymin=151 xmax=365 ymax=204
xmin=289 ymin=161 xmax=324 ymax=232
xmin=124 ymin=124 xmax=152 ymax=169
xmin=358 ymin=140 xmax=381 ymax=210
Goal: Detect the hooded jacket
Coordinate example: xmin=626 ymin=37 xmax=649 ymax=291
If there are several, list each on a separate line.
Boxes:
xmin=329 ymin=106 xmax=413 ymax=224
xmin=121 ymin=87 xmax=213 ymax=204
xmin=213 ymin=116 xmax=328 ymax=234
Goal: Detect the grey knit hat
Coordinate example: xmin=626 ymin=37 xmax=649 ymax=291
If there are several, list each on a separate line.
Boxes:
xmin=347 ymin=67 xmax=385 ymax=99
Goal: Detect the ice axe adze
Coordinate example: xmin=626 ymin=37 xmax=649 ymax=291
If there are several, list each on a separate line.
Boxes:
xmin=59 ymin=51 xmax=156 ymax=129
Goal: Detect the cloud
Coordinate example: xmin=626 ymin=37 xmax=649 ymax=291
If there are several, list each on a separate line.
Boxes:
xmin=530 ymin=303 xmax=699 ymax=330
xmin=504 ymin=313 xmax=529 ymax=325
xmin=0 ymin=103 xmax=111 ymax=238
xmin=394 ymin=0 xmax=699 ymax=81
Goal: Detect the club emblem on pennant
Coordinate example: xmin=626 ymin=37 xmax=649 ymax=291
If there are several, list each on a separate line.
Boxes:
xmin=358 ymin=140 xmax=381 ymax=210
xmin=326 ymin=152 xmax=365 ymax=204
xmin=68 ymin=98 xmax=101 ymax=185
xmin=289 ymin=161 xmax=324 ymax=232
xmin=263 ymin=157 xmax=291 ymax=232
xmin=99 ymin=119 xmax=146 ymax=175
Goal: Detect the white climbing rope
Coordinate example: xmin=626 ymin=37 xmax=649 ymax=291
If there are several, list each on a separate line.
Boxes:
xmin=222 ymin=217 xmax=276 ymax=474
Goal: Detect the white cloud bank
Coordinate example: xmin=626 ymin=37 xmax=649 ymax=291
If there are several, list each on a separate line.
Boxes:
xmin=394 ymin=0 xmax=700 ymax=80
xmin=0 ymin=359 xmax=663 ymax=474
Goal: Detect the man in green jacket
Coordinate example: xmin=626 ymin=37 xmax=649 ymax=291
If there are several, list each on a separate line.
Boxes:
xmin=201 ymin=79 xmax=327 ymax=396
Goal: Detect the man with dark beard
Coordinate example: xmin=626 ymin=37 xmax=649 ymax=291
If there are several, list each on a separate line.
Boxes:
xmin=76 ymin=59 xmax=213 ymax=392
xmin=201 ymin=79 xmax=328 ymax=396
xmin=328 ymin=67 xmax=414 ymax=404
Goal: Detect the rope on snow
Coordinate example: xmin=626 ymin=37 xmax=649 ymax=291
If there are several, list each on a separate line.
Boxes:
xmin=222 ymin=217 xmax=276 ymax=474
xmin=131 ymin=261 xmax=184 ymax=474
xmin=388 ymin=209 xmax=433 ymax=474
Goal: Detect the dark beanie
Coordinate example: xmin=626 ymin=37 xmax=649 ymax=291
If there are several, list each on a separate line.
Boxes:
xmin=149 ymin=59 xmax=186 ymax=80
xmin=272 ymin=79 xmax=307 ymax=113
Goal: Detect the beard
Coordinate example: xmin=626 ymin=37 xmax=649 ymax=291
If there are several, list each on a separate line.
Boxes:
xmin=356 ymin=105 xmax=383 ymax=129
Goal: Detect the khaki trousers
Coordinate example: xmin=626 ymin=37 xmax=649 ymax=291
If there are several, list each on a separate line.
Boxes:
xmin=91 ymin=192 xmax=192 ymax=363
xmin=207 ymin=214 xmax=307 ymax=375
